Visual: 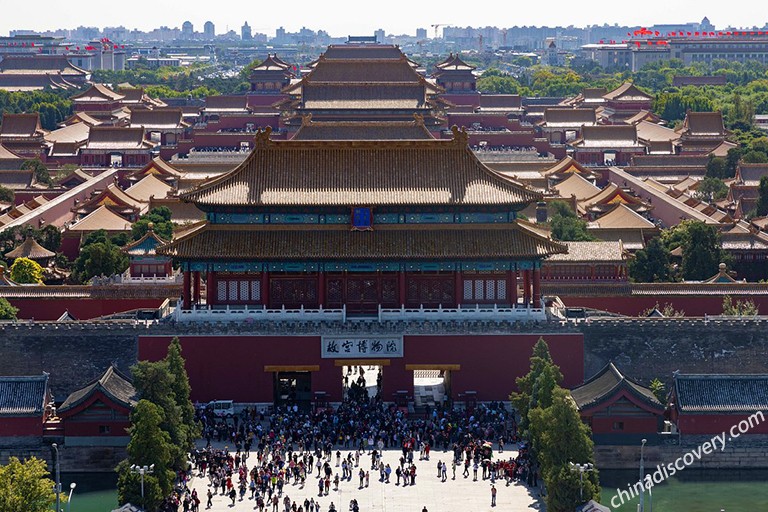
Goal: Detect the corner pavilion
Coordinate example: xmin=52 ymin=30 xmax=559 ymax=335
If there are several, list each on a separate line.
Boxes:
xmin=160 ymin=127 xmax=566 ymax=320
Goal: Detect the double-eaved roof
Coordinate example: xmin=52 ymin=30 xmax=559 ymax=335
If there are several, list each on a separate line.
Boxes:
xmin=159 ymin=221 xmax=566 ymax=261
xmin=181 ymin=127 xmax=541 ymax=209
xmin=674 ymin=373 xmax=768 ymax=414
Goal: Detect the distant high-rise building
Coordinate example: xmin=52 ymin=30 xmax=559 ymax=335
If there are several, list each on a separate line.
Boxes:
xmin=416 ymin=28 xmax=427 ymax=40
xmin=374 ymin=28 xmax=385 ymax=42
xmin=181 ymin=21 xmax=194 ymax=40
xmin=242 ymin=22 xmax=252 ymax=41
xmin=204 ymin=21 xmax=215 ymax=40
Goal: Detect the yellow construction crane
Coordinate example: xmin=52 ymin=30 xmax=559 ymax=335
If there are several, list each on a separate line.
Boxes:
xmin=431 ymin=24 xmax=446 ymax=39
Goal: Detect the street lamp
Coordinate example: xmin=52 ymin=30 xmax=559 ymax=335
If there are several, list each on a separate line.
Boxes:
xmin=639 ymin=438 xmax=647 ymax=512
xmin=130 ymin=464 xmax=154 ymax=511
xmin=51 ymin=443 xmax=61 ymax=512
xmin=67 ymin=482 xmax=76 ymax=512
xmin=568 ymin=462 xmax=594 ymax=502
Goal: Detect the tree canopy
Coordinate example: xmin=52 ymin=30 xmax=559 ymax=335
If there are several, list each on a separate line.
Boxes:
xmin=9 ymin=257 xmax=44 ymax=284
xmin=0 ymin=457 xmax=59 ymax=512
xmin=0 ymin=297 xmax=18 ymax=320
xmin=628 ymin=237 xmax=671 ymax=282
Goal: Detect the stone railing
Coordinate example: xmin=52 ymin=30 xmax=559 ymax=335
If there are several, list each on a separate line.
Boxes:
xmin=174 ymin=304 xmax=347 ymax=322
xmin=173 ymin=303 xmax=547 ymax=323
xmin=377 ymin=304 xmax=547 ymax=322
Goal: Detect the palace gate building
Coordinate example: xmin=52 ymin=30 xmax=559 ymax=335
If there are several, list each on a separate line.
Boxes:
xmin=138 ymin=126 xmax=584 ymax=406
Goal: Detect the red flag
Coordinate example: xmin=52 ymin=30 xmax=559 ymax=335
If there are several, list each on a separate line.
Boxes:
xmin=627 ymin=32 xmax=631 ymax=36
xmin=687 ymin=32 xmax=692 ymax=36
xmin=655 ymin=31 xmax=660 ymax=36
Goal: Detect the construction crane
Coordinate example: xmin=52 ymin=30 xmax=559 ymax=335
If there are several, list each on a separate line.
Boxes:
xmin=431 ymin=24 xmax=446 ymax=39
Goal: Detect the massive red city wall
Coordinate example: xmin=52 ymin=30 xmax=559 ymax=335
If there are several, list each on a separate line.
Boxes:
xmin=138 ymin=333 xmax=584 ymax=404
xmin=8 ymin=298 xmax=166 ymax=321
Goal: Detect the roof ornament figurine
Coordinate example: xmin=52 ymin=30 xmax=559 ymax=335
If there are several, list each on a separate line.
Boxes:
xmin=253 ymin=126 xmax=273 ymax=149
xmin=450 ymin=125 xmax=469 ymax=146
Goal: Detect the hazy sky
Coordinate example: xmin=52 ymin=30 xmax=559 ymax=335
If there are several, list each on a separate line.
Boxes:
xmin=1 ymin=0 xmax=764 ymax=37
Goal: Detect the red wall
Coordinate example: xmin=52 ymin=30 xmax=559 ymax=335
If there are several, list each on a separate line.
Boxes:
xmin=559 ymin=295 xmax=768 ymax=317
xmin=60 ymin=394 xmax=132 ymax=437
xmin=677 ymin=413 xmax=768 ymax=435
xmin=8 ymin=298 xmax=166 ymax=321
xmin=590 ymin=416 xmax=660 ymax=435
xmin=0 ymin=416 xmax=43 ymax=436
xmin=138 ymin=333 xmax=584 ymax=404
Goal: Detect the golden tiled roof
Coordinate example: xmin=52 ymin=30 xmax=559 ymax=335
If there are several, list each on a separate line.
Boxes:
xmin=158 ymin=222 xmax=567 ymax=260
xmin=181 ymin=128 xmax=541 ymax=208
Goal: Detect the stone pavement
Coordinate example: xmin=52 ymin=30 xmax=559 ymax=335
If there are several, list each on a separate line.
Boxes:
xmin=189 ymin=446 xmax=544 ymax=512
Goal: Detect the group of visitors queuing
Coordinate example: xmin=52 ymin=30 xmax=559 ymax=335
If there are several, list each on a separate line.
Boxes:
xmin=157 ymin=393 xmax=537 ymax=511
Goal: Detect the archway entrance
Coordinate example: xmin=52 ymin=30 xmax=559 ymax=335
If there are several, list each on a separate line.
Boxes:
xmin=407 ymin=364 xmax=460 ymax=409
xmin=273 ymin=371 xmax=312 ymax=411
xmin=336 ymin=359 xmax=388 ymax=401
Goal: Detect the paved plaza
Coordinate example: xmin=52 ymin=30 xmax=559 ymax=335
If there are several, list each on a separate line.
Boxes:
xmin=190 ymin=445 xmax=543 ymax=512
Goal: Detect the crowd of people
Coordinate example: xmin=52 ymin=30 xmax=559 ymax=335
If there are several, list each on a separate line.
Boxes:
xmin=159 ymin=391 xmax=539 ymax=511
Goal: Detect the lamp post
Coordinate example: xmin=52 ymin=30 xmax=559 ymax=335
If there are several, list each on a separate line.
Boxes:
xmin=568 ymin=462 xmax=594 ymax=502
xmin=51 ymin=443 xmax=61 ymax=512
xmin=67 ymin=482 xmax=76 ymax=512
xmin=639 ymin=438 xmax=647 ymax=512
xmin=131 ymin=464 xmax=154 ymax=511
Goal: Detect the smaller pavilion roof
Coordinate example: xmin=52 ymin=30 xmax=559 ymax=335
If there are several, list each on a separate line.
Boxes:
xmin=71 ymin=83 xmax=125 ymax=102
xmin=67 ymin=205 xmax=133 ymax=233
xmin=59 ymin=366 xmax=138 ymax=413
xmin=4 ymin=236 xmax=55 ymax=260
xmin=588 ymin=204 xmax=657 ymax=229
xmin=602 ymin=82 xmax=652 ymax=101
xmin=0 ymin=113 xmax=46 ymax=138
xmin=552 ymin=173 xmax=601 ymax=202
xmin=546 ymin=240 xmax=625 ymax=264
xmin=571 ymin=362 xmax=663 ymax=412
xmin=540 ymin=108 xmax=596 ymax=127
xmin=124 ymin=174 xmax=172 ymax=202
xmin=122 ymin=226 xmax=170 ymax=257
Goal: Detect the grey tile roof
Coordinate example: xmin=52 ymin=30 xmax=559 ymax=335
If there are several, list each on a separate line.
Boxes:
xmin=675 ymin=374 xmax=768 ymax=413
xmin=0 ymin=374 xmax=48 ymax=416
xmin=571 ymin=362 xmax=663 ymax=411
xmin=58 ymin=366 xmax=138 ymax=413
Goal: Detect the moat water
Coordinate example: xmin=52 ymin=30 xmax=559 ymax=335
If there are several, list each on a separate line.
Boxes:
xmin=59 ymin=469 xmax=768 ymax=511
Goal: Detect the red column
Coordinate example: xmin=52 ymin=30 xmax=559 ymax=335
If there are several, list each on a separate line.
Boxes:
xmin=261 ymin=271 xmax=270 ymax=307
xmin=455 ymin=271 xmax=463 ymax=306
xmin=182 ymin=271 xmax=192 ymax=310
xmin=318 ymin=272 xmax=325 ymax=307
xmin=532 ymin=268 xmax=541 ymax=308
xmin=399 ymin=271 xmax=406 ymax=307
xmin=206 ymin=271 xmax=215 ymax=305
xmin=193 ymin=271 xmax=201 ymax=305
xmin=522 ymin=270 xmax=531 ymax=306
xmin=507 ymin=270 xmax=517 ymax=306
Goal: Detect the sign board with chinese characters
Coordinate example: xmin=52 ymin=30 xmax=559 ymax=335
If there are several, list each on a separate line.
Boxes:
xmin=321 ymin=336 xmax=403 ymax=358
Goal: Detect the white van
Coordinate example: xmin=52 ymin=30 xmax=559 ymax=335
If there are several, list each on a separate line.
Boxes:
xmin=208 ymin=400 xmax=235 ymax=418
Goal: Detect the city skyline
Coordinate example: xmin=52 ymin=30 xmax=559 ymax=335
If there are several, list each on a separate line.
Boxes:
xmin=2 ymin=0 xmax=765 ymax=39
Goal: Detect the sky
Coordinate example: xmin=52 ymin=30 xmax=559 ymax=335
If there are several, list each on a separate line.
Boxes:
xmin=0 ymin=0 xmax=765 ymax=38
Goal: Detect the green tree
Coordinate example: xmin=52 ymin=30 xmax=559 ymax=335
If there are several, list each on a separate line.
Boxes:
xmin=705 ymin=156 xmax=728 ymax=179
xmin=722 ymin=295 xmax=759 ymax=316
xmin=547 ymin=200 xmax=595 ymax=241
xmin=9 ymin=257 xmax=44 ymax=284
xmin=165 ymin=338 xmax=200 ymax=445
xmin=628 ymin=237 xmax=671 ymax=282
xmin=0 ymin=297 xmax=18 ymax=320
xmin=20 ymin=159 xmax=52 ymax=187
xmin=755 ymin=175 xmax=768 ymax=217
xmin=0 ymin=185 xmax=14 ymax=203
xmin=695 ymin=177 xmax=729 ymax=202
xmin=72 ymin=241 xmax=129 ymax=283
xmin=529 ymin=387 xmax=600 ymax=512
xmin=131 ymin=206 xmax=174 ymax=241
xmin=510 ymin=338 xmax=563 ymax=433
xmin=681 ymin=221 xmax=726 ymax=281
xmin=649 ymin=378 xmax=666 ymax=403
xmin=131 ymin=360 xmax=190 ymax=470
xmin=116 ymin=400 xmax=175 ymax=510
xmin=0 ymin=456 xmax=59 ymax=512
